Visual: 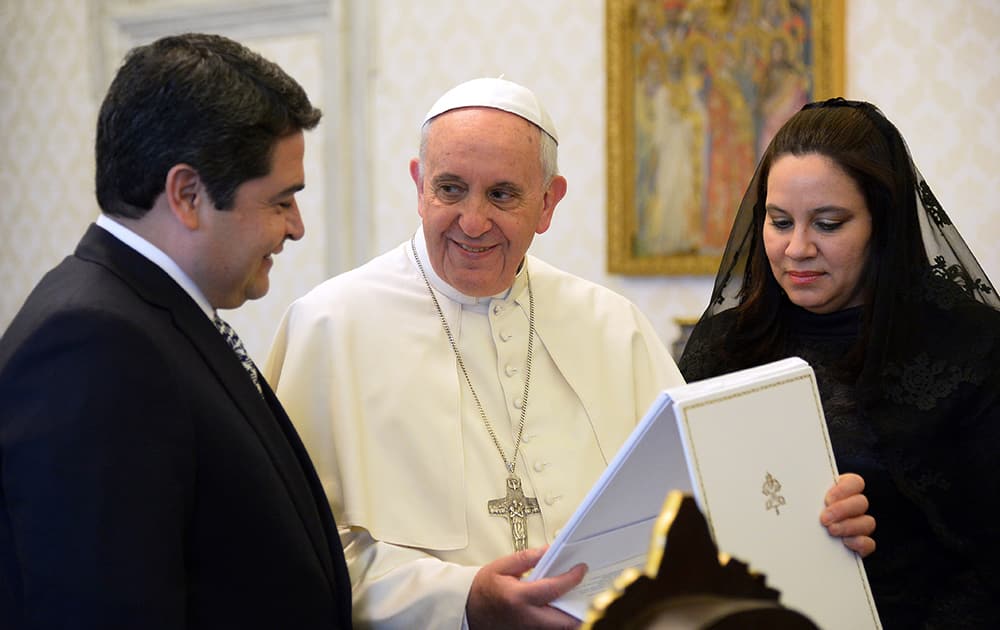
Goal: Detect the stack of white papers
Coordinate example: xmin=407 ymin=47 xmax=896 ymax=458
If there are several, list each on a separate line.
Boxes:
xmin=525 ymin=357 xmax=881 ymax=629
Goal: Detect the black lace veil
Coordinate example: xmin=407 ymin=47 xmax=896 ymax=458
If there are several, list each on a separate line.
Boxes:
xmin=702 ymin=98 xmax=997 ymax=319
xmin=680 ymin=97 xmax=1000 ymax=406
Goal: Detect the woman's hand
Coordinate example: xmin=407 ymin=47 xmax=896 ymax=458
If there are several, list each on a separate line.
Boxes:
xmin=820 ymin=472 xmax=876 ymax=557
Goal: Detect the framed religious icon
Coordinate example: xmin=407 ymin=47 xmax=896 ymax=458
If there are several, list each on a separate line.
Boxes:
xmin=607 ymin=0 xmax=844 ymax=275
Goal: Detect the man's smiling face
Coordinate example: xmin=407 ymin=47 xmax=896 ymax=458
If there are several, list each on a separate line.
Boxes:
xmin=411 ymin=107 xmax=564 ymax=297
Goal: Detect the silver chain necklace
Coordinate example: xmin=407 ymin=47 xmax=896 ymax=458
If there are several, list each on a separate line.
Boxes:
xmin=411 ymin=236 xmax=541 ymax=551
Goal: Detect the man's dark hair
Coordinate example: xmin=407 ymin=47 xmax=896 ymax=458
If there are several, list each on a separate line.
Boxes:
xmin=95 ymin=33 xmax=322 ymax=217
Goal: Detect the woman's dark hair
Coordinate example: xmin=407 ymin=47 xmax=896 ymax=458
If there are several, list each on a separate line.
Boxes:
xmin=95 ymin=33 xmax=322 ymax=218
xmin=726 ymin=99 xmax=926 ymax=375
xmin=684 ymin=96 xmax=997 ymax=401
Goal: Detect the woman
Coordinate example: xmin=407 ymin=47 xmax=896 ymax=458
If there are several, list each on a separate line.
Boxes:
xmin=679 ymin=98 xmax=1000 ymax=627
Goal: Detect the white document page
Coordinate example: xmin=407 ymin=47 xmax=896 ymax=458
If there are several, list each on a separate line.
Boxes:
xmin=524 ymin=391 xmax=692 ymax=619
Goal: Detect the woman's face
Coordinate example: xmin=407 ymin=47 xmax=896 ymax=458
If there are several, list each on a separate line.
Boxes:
xmin=763 ymin=153 xmax=873 ymax=314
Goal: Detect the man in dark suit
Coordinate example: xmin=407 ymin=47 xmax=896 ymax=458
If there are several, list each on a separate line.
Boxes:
xmin=0 ymin=33 xmax=351 ymax=629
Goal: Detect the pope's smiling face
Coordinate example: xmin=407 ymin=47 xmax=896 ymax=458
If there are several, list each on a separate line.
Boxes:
xmin=410 ymin=107 xmax=566 ymax=297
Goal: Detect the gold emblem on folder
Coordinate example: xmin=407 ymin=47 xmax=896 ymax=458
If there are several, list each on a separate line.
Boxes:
xmin=763 ymin=472 xmax=786 ymax=515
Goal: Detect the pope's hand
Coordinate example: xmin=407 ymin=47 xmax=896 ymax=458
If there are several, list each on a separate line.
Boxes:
xmin=820 ymin=472 xmax=876 ymax=557
xmin=466 ymin=546 xmax=586 ymax=630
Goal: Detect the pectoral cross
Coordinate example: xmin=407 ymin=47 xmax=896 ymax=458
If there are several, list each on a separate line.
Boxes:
xmin=488 ymin=475 xmax=541 ymax=551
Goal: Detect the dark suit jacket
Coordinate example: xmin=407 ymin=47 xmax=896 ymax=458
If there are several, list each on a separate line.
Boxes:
xmin=0 ymin=225 xmax=352 ymax=629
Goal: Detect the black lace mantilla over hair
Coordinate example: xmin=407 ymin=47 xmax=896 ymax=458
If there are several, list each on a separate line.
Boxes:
xmin=678 ymin=98 xmax=1000 ymax=627
xmin=683 ymin=97 xmax=997 ymax=378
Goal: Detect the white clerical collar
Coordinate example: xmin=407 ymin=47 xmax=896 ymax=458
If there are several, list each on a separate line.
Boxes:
xmin=411 ymin=227 xmax=528 ymax=311
xmin=96 ymin=214 xmax=214 ymax=320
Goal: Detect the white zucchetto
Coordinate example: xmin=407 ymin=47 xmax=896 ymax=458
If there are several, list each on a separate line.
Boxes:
xmin=422 ymin=77 xmax=558 ymax=144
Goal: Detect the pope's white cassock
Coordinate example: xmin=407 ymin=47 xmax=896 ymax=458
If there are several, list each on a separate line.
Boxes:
xmin=265 ymin=228 xmax=684 ymax=628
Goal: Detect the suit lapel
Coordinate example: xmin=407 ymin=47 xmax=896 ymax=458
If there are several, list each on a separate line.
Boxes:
xmin=258 ymin=379 xmax=353 ymax=616
xmin=74 ymin=224 xmax=341 ymax=596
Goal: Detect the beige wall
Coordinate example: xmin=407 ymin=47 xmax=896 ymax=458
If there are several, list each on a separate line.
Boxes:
xmin=2 ymin=0 xmax=998 ymax=360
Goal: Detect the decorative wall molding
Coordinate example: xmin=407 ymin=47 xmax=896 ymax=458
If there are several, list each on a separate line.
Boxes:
xmin=89 ymin=0 xmax=373 ymax=274
xmin=91 ymin=0 xmax=328 ymax=97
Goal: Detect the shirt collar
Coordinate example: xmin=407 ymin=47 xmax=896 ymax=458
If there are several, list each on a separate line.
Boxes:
xmin=411 ymin=227 xmax=528 ymax=313
xmin=96 ymin=214 xmax=215 ymax=320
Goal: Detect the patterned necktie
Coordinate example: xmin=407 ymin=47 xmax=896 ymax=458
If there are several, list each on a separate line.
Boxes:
xmin=213 ymin=314 xmax=263 ymax=395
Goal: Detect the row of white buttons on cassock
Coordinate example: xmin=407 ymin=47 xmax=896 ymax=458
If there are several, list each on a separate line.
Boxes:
xmin=492 ymin=300 xmax=561 ymax=509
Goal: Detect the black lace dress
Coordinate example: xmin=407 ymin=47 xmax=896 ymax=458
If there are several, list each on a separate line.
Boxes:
xmin=679 ymin=295 xmax=1000 ymax=628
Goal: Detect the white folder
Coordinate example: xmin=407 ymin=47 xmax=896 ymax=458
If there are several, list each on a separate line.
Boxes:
xmin=525 ymin=357 xmax=881 ymax=629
